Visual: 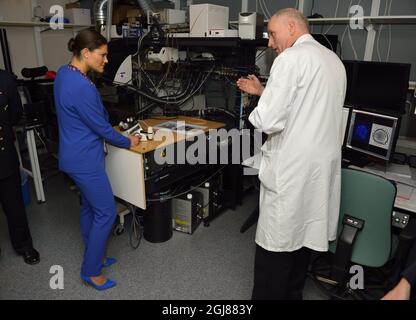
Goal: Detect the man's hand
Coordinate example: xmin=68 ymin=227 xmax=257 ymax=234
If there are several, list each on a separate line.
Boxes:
xmin=128 ymin=134 xmax=141 ymax=147
xmin=236 ymin=74 xmax=264 ymax=96
xmin=381 ymin=278 xmax=411 ymax=300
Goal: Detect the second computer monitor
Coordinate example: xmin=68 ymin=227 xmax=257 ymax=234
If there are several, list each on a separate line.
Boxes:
xmin=346 ymin=109 xmax=399 ymax=161
xmin=343 ymin=60 xmax=411 ymax=115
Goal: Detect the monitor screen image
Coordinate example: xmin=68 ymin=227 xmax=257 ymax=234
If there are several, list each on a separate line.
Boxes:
xmin=343 ymin=60 xmax=411 ymax=115
xmin=346 ymin=109 xmax=399 ymax=161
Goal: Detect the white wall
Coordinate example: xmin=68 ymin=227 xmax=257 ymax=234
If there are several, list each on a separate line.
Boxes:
xmin=0 ymin=0 xmax=38 ymax=76
xmin=0 ymin=0 xmax=84 ymax=77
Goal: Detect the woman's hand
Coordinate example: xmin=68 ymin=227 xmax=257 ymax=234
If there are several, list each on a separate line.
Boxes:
xmin=128 ymin=134 xmax=141 ymax=147
xmin=236 ymin=74 xmax=264 ymax=96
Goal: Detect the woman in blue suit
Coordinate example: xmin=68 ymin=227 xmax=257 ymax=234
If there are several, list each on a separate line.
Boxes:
xmin=54 ymin=28 xmax=140 ymax=290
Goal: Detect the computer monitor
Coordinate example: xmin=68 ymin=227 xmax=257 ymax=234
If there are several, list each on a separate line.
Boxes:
xmin=345 ymin=109 xmax=399 ymax=161
xmin=343 ymin=60 xmax=411 ymax=115
xmin=341 ymin=107 xmax=350 ymax=144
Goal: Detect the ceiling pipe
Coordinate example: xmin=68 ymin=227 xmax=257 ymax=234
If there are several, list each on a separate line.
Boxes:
xmin=94 ymin=0 xmax=156 ymax=39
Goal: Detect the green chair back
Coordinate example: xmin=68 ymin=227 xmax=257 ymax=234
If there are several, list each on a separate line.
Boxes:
xmin=329 ymin=168 xmax=396 ymax=267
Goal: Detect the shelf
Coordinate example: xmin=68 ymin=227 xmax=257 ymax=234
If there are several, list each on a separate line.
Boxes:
xmin=308 ymin=15 xmax=416 ymax=25
xmin=231 ymin=15 xmax=416 ymax=26
xmin=0 ymin=20 xmax=93 ymax=28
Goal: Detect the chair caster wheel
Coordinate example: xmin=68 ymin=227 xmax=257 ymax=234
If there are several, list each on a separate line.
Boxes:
xmin=114 ymin=224 xmax=125 ymax=235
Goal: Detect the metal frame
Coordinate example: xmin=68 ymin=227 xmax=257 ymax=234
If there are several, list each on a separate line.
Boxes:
xmin=15 ymin=126 xmax=46 ymax=203
xmin=364 ymin=0 xmax=381 ymax=61
xmin=25 ymin=128 xmax=45 ymax=202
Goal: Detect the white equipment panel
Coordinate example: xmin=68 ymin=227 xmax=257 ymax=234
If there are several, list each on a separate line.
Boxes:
xmin=105 ymin=145 xmax=147 ymax=209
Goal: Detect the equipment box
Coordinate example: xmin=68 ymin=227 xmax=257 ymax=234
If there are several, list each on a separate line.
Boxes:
xmin=172 ymin=191 xmax=203 ymax=234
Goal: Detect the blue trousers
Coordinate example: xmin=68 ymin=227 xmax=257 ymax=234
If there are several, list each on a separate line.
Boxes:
xmin=68 ymin=170 xmax=116 ymax=277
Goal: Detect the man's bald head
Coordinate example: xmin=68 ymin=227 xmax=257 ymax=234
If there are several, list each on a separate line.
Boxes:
xmin=267 ymin=8 xmax=310 ymax=54
xmin=273 ymin=8 xmax=310 ymax=33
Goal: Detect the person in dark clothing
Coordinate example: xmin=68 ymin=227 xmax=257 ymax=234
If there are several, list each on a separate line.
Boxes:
xmin=382 ymin=240 xmax=416 ymax=300
xmin=0 ymin=68 xmax=39 ymax=264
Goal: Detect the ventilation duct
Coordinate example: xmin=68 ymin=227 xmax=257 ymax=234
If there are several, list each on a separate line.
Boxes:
xmin=94 ymin=0 xmax=156 ymax=38
xmin=94 ymin=0 xmax=108 ymax=30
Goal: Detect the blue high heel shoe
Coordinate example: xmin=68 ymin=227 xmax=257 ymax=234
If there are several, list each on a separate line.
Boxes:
xmin=102 ymin=257 xmax=117 ymax=268
xmin=81 ymin=274 xmax=116 ymax=291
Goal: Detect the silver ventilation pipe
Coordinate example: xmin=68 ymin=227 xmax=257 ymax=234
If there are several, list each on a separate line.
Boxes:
xmin=94 ymin=0 xmax=156 ymax=38
xmin=93 ymin=0 xmax=113 ymax=40
xmin=94 ymin=0 xmax=108 ymax=31
xmin=106 ymin=0 xmax=113 ymax=41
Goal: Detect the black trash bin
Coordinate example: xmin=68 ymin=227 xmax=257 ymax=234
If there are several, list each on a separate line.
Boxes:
xmin=144 ymin=190 xmax=172 ymax=243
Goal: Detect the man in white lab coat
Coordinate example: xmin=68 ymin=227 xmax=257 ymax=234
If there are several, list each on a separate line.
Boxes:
xmin=237 ymin=8 xmax=347 ymax=299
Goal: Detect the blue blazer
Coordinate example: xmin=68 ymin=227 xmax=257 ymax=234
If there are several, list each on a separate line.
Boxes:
xmin=54 ymin=65 xmax=130 ymax=173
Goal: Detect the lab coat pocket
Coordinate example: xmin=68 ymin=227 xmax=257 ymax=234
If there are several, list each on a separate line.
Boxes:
xmin=258 ymin=149 xmax=280 ymax=192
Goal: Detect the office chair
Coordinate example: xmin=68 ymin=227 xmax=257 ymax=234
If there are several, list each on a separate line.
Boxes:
xmin=310 ymin=168 xmax=416 ymax=300
xmin=15 ymin=67 xmax=58 ymax=202
xmin=19 ymin=66 xmax=58 ymax=153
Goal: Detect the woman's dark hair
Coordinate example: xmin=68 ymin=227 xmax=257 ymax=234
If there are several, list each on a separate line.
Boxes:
xmin=68 ymin=28 xmax=107 ymax=57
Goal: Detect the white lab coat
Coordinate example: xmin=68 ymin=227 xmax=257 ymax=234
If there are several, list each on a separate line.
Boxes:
xmin=249 ymin=34 xmax=347 ymax=252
